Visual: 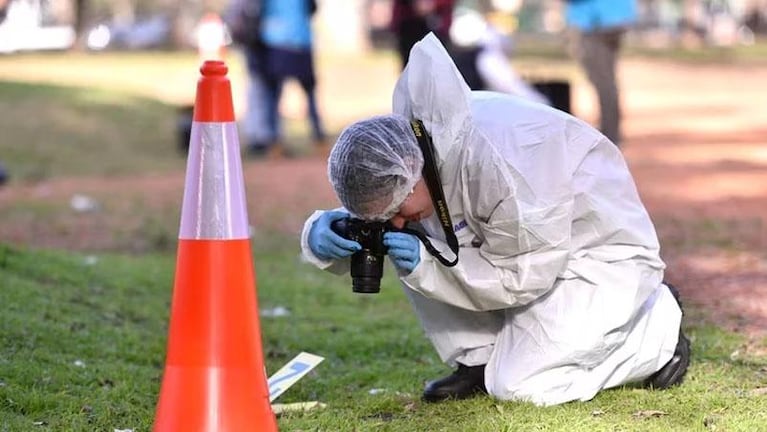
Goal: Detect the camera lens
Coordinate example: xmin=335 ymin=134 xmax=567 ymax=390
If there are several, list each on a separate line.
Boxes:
xmin=331 ymin=217 xmax=388 ymax=294
xmin=352 ymin=277 xmax=381 ymax=294
xmin=350 ymin=249 xmax=384 ymax=294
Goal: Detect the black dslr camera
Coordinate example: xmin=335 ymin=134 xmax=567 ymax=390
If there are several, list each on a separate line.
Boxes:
xmin=330 ymin=218 xmax=391 ymax=294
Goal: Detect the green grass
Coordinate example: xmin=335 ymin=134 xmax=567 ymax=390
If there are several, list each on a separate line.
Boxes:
xmin=1 ymin=241 xmax=767 ymax=431
xmin=0 ymin=80 xmax=185 ymax=181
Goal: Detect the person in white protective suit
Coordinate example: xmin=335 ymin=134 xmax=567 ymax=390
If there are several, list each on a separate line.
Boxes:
xmin=300 ymin=33 xmax=690 ymax=406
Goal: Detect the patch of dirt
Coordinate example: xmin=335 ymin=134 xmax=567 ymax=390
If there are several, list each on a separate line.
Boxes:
xmin=0 ymin=159 xmax=338 ymax=251
xmin=1 ymin=58 xmax=766 ymax=342
xmin=621 ymin=60 xmax=767 ymax=342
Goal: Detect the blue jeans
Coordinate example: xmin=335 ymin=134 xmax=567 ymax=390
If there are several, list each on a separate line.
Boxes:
xmin=243 ymin=46 xmax=275 ymax=148
xmin=262 ymin=46 xmax=326 ymax=142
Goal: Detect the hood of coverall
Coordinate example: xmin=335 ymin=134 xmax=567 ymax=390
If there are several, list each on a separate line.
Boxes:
xmin=393 ymin=33 xmax=473 ymax=176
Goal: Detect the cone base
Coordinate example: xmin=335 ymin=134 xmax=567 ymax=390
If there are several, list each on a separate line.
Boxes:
xmin=154 ymin=366 xmax=278 ymax=431
xmin=154 ymin=239 xmax=277 ymax=431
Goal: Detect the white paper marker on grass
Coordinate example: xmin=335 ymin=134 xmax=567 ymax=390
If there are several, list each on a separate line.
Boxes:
xmin=268 ymin=352 xmax=324 ymax=403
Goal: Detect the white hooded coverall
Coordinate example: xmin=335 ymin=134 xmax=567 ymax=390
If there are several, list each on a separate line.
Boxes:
xmin=300 ymin=34 xmax=682 ymax=406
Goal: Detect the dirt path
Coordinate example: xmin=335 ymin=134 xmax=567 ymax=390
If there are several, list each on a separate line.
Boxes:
xmin=1 ymin=58 xmax=766 ymax=343
xmin=618 ymin=60 xmax=767 ymax=345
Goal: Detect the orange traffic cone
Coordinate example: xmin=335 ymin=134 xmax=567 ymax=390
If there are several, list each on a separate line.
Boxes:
xmin=153 ymin=60 xmax=278 ymax=431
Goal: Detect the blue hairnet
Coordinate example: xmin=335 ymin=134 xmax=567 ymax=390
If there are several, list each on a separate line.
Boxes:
xmin=328 ymin=115 xmax=424 ymax=221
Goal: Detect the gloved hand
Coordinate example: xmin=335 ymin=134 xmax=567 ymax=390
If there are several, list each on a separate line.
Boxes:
xmin=308 ymin=211 xmax=361 ymax=260
xmin=383 ymin=232 xmax=421 ymax=274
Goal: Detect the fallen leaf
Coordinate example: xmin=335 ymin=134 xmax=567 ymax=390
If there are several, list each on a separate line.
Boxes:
xmin=271 ymin=401 xmax=326 ymax=415
xmin=704 ymin=414 xmax=720 ymax=430
xmin=591 ymin=410 xmax=605 ymax=416
xmin=633 ymin=410 xmax=667 ymax=419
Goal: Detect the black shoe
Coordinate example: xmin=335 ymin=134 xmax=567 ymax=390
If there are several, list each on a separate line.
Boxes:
xmin=644 ymin=282 xmax=691 ymax=389
xmin=422 ymin=363 xmax=487 ymax=403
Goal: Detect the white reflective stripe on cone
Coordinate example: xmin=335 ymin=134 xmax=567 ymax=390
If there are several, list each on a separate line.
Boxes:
xmin=179 ymin=122 xmax=249 ymax=240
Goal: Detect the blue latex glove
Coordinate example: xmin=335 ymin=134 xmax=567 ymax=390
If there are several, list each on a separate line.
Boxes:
xmin=383 ymin=232 xmax=421 ymax=274
xmin=308 ymin=211 xmax=361 ymax=260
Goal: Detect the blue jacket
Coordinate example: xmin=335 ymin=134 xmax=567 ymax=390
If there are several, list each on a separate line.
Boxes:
xmin=565 ymin=0 xmax=637 ymax=32
xmin=261 ymin=0 xmax=314 ymax=48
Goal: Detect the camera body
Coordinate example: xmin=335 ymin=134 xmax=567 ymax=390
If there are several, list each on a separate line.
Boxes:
xmin=330 ymin=217 xmax=390 ymax=294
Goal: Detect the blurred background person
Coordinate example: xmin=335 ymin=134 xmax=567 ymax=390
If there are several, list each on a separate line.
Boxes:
xmin=390 ymin=0 xmax=455 ymax=69
xmin=0 ymin=0 xmax=8 ymax=23
xmin=0 ymin=19 xmax=12 ymax=183
xmin=565 ymin=0 xmax=637 ymax=146
xmin=448 ymin=7 xmax=551 ymax=106
xmin=260 ymin=0 xmax=326 ymax=157
xmin=0 ymin=160 xmax=7 ymax=186
xmin=224 ymin=0 xmax=275 ymax=156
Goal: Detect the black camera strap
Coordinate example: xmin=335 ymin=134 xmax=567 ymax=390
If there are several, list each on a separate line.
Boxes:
xmin=402 ymin=119 xmax=459 ymax=267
